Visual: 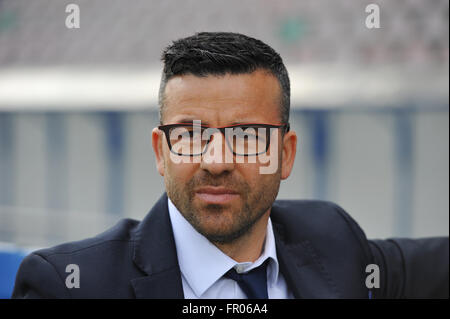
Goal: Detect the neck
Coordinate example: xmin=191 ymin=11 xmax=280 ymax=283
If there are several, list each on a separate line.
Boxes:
xmin=214 ymin=210 xmax=270 ymax=263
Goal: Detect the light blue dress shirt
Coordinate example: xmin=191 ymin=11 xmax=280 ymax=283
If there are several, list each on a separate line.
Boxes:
xmin=168 ymin=198 xmax=294 ymax=299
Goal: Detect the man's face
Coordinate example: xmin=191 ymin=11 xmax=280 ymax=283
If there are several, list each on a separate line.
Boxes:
xmin=152 ymin=70 xmax=296 ymax=244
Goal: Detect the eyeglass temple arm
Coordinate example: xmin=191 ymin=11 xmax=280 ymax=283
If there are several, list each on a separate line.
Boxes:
xmin=285 ymin=123 xmax=290 ymax=132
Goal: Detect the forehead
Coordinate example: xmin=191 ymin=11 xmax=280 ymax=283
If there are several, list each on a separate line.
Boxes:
xmin=162 ymin=70 xmax=282 ymax=125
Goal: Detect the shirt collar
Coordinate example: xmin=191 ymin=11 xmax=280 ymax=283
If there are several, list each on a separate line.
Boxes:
xmin=168 ymin=197 xmax=280 ymax=297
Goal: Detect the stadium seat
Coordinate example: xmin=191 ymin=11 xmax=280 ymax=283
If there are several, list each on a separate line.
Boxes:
xmin=0 ymin=245 xmax=28 ymax=299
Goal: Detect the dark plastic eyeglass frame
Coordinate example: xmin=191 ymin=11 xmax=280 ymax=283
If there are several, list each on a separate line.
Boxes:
xmin=157 ymin=122 xmax=290 ymax=157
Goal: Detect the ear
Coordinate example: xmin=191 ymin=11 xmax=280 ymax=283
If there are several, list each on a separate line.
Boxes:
xmin=280 ymin=130 xmax=297 ymax=180
xmin=152 ymin=127 xmax=165 ymax=176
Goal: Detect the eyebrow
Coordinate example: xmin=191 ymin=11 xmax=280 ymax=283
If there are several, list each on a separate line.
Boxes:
xmin=167 ymin=118 xmax=209 ymax=126
xmin=230 ymin=121 xmax=256 ymax=125
xmin=172 ymin=118 xmax=261 ymax=126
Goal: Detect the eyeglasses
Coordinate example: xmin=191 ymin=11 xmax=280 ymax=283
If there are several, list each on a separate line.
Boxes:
xmin=158 ymin=122 xmax=290 ymax=156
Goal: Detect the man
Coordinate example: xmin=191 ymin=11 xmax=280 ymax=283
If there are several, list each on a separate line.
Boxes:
xmin=12 ymin=32 xmax=448 ymax=299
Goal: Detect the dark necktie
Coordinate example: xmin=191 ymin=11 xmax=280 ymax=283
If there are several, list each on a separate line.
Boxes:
xmin=224 ymin=260 xmax=269 ymax=299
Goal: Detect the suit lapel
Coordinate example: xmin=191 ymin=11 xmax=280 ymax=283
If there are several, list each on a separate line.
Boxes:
xmin=130 ymin=193 xmax=184 ymax=299
xmin=272 ymin=220 xmax=340 ymax=299
xmin=131 ymin=267 xmax=183 ymax=299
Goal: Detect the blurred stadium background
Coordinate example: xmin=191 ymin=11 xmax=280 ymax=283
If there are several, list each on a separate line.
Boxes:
xmin=0 ymin=0 xmax=448 ymax=297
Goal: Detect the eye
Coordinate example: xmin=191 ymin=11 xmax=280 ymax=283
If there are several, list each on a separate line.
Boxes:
xmin=169 ymin=126 xmax=197 ymax=141
xmin=180 ymin=129 xmax=194 ymax=138
xmin=234 ymin=127 xmax=259 ymax=139
xmin=182 ymin=126 xmax=205 ymax=139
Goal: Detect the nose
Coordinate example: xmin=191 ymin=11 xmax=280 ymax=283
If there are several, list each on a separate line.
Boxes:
xmin=200 ymin=131 xmax=235 ymax=175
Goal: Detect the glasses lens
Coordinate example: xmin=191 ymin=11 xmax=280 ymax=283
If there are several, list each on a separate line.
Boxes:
xmin=168 ymin=126 xmax=206 ymax=155
xmin=227 ymin=127 xmax=268 ymax=156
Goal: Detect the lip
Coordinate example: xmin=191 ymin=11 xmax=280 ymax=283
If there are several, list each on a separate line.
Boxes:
xmin=195 ymin=187 xmax=240 ymax=204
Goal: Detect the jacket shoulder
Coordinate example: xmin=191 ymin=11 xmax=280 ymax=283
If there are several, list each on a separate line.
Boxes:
xmin=34 ymin=218 xmax=139 ymax=258
xmin=12 ymin=218 xmax=141 ymax=298
xmin=272 ymin=199 xmax=369 ymax=246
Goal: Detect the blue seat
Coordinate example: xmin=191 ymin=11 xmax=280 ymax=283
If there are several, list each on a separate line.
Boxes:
xmin=0 ymin=246 xmax=28 ymax=299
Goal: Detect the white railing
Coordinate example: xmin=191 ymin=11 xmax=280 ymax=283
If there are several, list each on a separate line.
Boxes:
xmin=0 ymin=205 xmax=120 ymax=249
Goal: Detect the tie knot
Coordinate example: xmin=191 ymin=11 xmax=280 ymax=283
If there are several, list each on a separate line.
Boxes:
xmin=224 ymin=260 xmax=269 ymax=299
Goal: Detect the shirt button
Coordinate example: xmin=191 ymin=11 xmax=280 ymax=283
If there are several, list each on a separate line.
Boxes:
xmin=235 ymin=265 xmax=245 ymax=273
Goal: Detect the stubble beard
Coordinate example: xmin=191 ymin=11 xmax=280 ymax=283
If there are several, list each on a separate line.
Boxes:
xmin=166 ymin=171 xmax=281 ymax=245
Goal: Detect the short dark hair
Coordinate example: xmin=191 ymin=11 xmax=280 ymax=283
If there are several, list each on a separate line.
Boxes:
xmin=159 ymin=32 xmax=290 ymax=124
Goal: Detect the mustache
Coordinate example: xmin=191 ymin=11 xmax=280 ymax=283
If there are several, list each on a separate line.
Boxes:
xmin=187 ymin=172 xmax=249 ymax=193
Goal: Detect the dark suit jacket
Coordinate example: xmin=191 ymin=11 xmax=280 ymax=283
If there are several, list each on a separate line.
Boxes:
xmin=12 ymin=193 xmax=449 ymax=298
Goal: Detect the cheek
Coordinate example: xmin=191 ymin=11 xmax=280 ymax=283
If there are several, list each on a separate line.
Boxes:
xmin=164 ymin=152 xmax=199 ymax=183
xmin=237 ymin=156 xmax=282 ymax=184
xmin=236 ymin=164 xmax=268 ymax=186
